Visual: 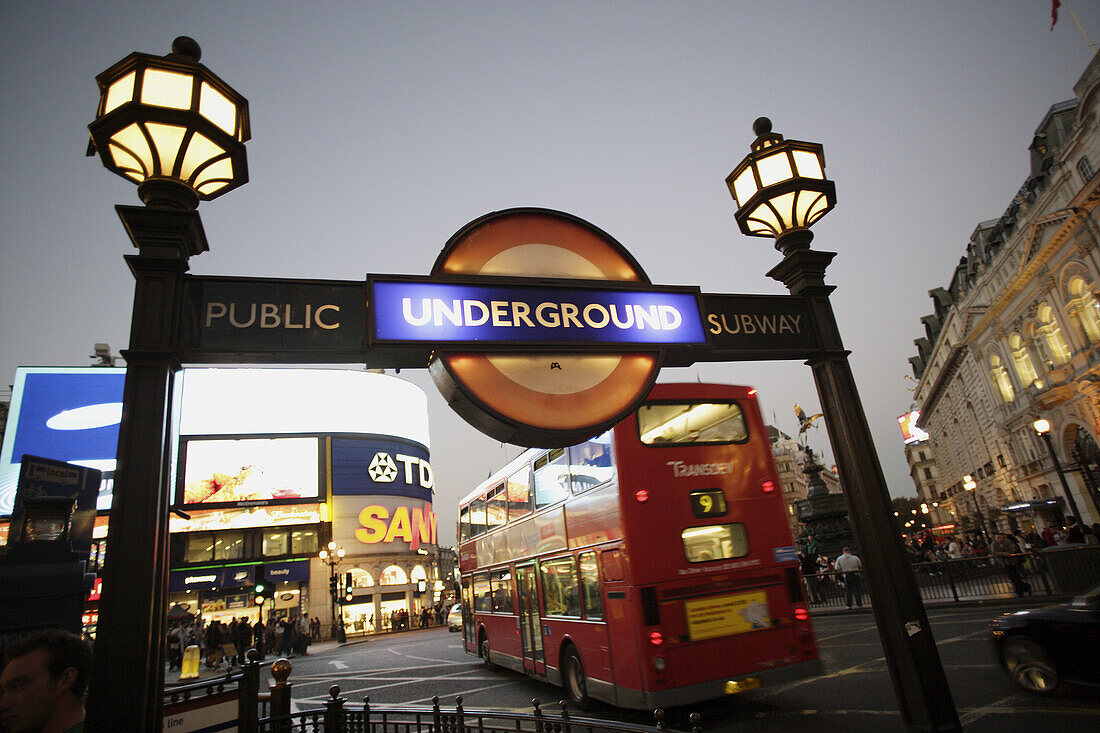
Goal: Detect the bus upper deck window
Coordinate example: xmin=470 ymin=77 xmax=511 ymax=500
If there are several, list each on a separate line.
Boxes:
xmin=459 ymin=506 xmax=471 ymax=542
xmin=486 ymin=484 xmax=507 ymax=529
xmin=638 ymin=402 xmax=748 ymax=445
xmin=507 ymin=466 xmax=532 ymax=519
xmin=568 ymin=430 xmax=615 ymax=493
xmin=534 ymin=448 xmax=570 ymax=509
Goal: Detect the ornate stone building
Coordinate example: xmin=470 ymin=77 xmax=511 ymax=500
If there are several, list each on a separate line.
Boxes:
xmin=908 ymin=52 xmax=1100 ymax=537
xmin=768 ymin=425 xmax=840 ymax=539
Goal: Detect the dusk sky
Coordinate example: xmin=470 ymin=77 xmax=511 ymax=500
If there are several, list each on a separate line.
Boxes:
xmin=3 ymin=1 xmax=1098 ymax=545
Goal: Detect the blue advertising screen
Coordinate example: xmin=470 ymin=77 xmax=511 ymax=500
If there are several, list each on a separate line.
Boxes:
xmin=0 ymin=367 xmax=126 ymax=516
xmin=371 ymin=279 xmax=706 ymax=345
xmin=330 ymin=436 xmax=432 ymax=500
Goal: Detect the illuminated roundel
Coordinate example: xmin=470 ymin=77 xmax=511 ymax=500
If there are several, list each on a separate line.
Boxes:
xmin=428 ymin=208 xmax=660 ymax=447
xmin=367 ymin=452 xmax=399 ymax=483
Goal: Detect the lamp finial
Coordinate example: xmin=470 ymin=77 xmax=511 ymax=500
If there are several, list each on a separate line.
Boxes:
xmin=170 ymin=36 xmax=201 ymax=62
xmin=753 ymin=117 xmax=772 ymax=136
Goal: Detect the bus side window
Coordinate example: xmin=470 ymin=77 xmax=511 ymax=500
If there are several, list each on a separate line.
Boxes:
xmin=507 ymin=466 xmax=532 ymax=519
xmin=579 ymin=551 xmax=603 ymax=620
xmin=539 ymin=556 xmax=580 ymax=617
xmin=459 ymin=506 xmax=471 ymax=542
xmin=568 ymin=430 xmax=615 ymax=493
xmin=471 ymin=495 xmax=487 ymax=537
xmin=534 ymin=448 xmax=570 ymax=509
xmin=490 ymin=568 xmax=515 ymax=613
xmin=486 ymin=484 xmax=507 ymax=530
xmin=473 ymin=572 xmax=491 ymax=612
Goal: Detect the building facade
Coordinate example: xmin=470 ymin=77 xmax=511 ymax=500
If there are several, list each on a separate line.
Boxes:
xmin=908 ymin=52 xmax=1100 ymax=537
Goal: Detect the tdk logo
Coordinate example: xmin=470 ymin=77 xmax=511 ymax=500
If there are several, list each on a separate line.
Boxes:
xmin=368 ymin=452 xmax=433 ymax=490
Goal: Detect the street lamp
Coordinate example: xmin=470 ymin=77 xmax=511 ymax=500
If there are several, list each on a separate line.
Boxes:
xmin=1033 ymin=418 xmax=1083 ymax=522
xmin=319 ymin=542 xmax=346 ymax=642
xmin=962 ymin=474 xmax=989 ymax=542
xmin=84 ymin=38 xmax=249 ymax=731
xmin=729 ymin=118 xmax=960 ymax=732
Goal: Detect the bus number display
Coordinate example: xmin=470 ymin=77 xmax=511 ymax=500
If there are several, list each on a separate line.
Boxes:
xmin=690 ymin=489 xmax=727 ymax=518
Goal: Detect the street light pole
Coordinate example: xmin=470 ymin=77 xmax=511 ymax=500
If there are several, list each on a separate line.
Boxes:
xmin=1034 ymin=419 xmax=1083 ymax=522
xmin=84 ymin=38 xmax=249 ymax=730
xmin=728 ymin=118 xmax=961 ymax=732
xmin=319 ymin=542 xmax=345 ymax=642
xmin=962 ymin=475 xmax=989 ymax=542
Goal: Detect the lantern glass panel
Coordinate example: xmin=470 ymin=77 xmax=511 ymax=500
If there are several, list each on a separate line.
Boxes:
xmin=747 ymin=202 xmax=781 ymax=235
xmin=180 ymin=131 xmax=224 ymax=180
xmin=146 ymin=122 xmax=186 ymax=176
xmin=107 ymin=143 xmax=145 ymax=181
xmin=792 ymin=150 xmax=824 ymax=179
xmin=732 ymin=168 xmax=758 ymax=207
xmin=770 ymin=191 xmax=798 ymax=229
xmin=756 ymin=151 xmax=793 ymax=187
xmin=196 ymin=159 xmax=233 ymax=194
xmin=104 ymin=71 xmax=136 ymax=115
xmin=200 ymin=82 xmax=237 ymax=136
xmin=110 ymin=123 xmax=154 ymax=176
xmin=805 ymin=193 xmax=829 ymax=225
xmin=141 ymin=68 xmax=194 ymax=110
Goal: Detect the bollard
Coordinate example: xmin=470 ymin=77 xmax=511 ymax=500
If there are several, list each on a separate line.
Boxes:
xmin=179 ymin=644 xmax=200 ymax=680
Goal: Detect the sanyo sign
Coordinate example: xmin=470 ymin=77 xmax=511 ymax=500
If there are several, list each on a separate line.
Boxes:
xmin=356 ymin=503 xmax=438 ymax=551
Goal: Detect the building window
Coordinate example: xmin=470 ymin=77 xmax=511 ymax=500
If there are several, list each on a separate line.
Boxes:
xmin=262 ymin=530 xmax=289 ymax=556
xmin=380 ymin=565 xmax=408 ymax=585
xmin=1068 ymin=277 xmax=1100 ymax=343
xmin=186 ymin=533 xmax=214 ymax=563
xmin=213 ymin=531 xmax=244 ymax=560
xmin=923 ymin=468 xmax=933 ymax=480
xmin=291 ymin=528 xmax=318 ymax=554
xmin=1078 ymin=156 xmax=1095 ymax=182
xmin=1009 ymin=333 xmax=1039 ymax=385
xmin=989 ymin=354 xmax=1015 ymax=403
xmin=1037 ymin=304 xmax=1071 ymax=365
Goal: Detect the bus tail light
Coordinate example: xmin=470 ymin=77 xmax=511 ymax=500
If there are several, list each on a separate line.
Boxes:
xmin=761 ymin=480 xmax=776 ymax=493
xmin=649 ymin=631 xmax=664 ymax=646
xmin=634 ymin=489 xmax=649 ymax=503
xmin=794 ymin=606 xmax=809 ymax=621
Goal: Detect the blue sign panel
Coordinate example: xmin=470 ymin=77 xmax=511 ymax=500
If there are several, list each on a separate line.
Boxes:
xmin=331 ymin=437 xmax=432 ymax=500
xmin=371 ymin=279 xmax=706 ymax=345
xmin=773 ymin=545 xmax=799 ymax=563
xmin=0 ymin=367 xmax=126 ymax=516
xmin=265 ymin=560 xmax=310 ymax=583
xmin=169 ymin=568 xmax=223 ymax=593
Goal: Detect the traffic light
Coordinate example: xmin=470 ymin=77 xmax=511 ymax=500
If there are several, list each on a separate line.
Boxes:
xmin=329 ymin=575 xmax=338 ymax=595
xmin=254 ymin=580 xmax=274 ymax=606
xmin=344 ymin=572 xmax=354 ymax=602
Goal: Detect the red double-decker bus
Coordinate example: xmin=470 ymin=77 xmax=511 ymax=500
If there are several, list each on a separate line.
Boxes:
xmin=456 ymin=382 xmax=821 ymax=709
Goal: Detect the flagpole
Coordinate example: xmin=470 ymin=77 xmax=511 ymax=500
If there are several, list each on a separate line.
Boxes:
xmin=1060 ymin=0 xmax=1097 ymax=53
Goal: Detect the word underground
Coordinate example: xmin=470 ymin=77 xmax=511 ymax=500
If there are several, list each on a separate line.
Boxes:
xmin=401 ymin=298 xmax=684 ymax=331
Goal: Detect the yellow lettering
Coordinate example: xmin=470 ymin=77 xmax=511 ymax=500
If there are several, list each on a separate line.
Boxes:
xmin=355 ymin=506 xmax=389 ymax=544
xmin=384 ymin=506 xmax=413 ymax=544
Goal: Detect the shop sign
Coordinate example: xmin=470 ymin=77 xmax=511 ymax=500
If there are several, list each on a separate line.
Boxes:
xmin=226 ymin=593 xmax=248 ymax=609
xmin=355 ymin=503 xmax=437 ymax=550
xmin=264 ymin=560 xmax=310 ymax=583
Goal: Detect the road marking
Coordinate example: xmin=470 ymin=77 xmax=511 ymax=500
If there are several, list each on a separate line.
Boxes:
xmin=329 ymin=661 xmax=349 ymax=670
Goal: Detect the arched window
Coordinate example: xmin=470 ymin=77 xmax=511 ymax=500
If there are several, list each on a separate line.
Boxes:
xmin=350 ymin=569 xmax=375 ymax=587
xmin=1068 ymin=277 xmax=1100 ymax=343
xmin=989 ymin=354 xmax=1015 ymax=403
xmin=1009 ymin=333 xmax=1038 ymax=386
xmin=1037 ymin=303 xmax=1071 ymax=365
xmin=410 ymin=565 xmax=427 ymax=583
xmin=380 ymin=565 xmax=408 ymax=585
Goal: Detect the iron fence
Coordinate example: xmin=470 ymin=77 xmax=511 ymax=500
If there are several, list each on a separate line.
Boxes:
xmin=803 ymin=544 xmax=1100 ymax=610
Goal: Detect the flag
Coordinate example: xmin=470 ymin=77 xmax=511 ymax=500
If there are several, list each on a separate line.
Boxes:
xmin=1052 ymin=0 xmax=1061 ymax=30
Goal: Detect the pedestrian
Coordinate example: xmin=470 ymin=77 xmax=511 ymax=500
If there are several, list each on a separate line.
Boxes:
xmin=991 ymin=532 xmax=1029 ymax=595
xmin=236 ymin=616 xmax=251 ymax=665
xmin=205 ymin=620 xmax=224 ymax=668
xmin=166 ymin=623 xmax=182 ymax=670
xmin=253 ymin=618 xmax=266 ymax=661
xmin=1065 ymin=517 xmax=1086 ymax=544
xmin=946 ymin=535 xmax=962 ymax=560
xmin=297 ymin=614 xmax=310 ymax=655
xmin=833 ymin=546 xmax=864 ymax=609
xmin=280 ymin=615 xmax=295 ymax=656
xmin=0 ymin=629 xmax=92 ymax=733
xmin=265 ymin=617 xmax=276 ymax=656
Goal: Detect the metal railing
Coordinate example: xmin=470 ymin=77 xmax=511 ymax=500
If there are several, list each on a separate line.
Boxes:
xmin=803 ymin=544 xmax=1100 ymax=610
xmin=257 ymin=693 xmax=699 ymax=733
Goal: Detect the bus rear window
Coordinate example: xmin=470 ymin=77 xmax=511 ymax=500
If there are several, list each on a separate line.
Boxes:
xmin=682 ymin=523 xmax=748 ymax=563
xmin=638 ymin=402 xmax=748 ymax=445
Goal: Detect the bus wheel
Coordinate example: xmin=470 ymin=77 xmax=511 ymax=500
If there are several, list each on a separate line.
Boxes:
xmin=480 ymin=634 xmax=496 ymax=670
xmin=562 ymin=647 xmax=592 ymax=709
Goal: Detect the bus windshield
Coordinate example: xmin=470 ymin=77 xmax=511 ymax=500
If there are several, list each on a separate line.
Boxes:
xmin=637 ymin=401 xmax=748 ymax=445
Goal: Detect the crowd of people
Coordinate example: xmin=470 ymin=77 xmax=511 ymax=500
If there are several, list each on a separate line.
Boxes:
xmin=901 ymin=516 xmax=1100 ymax=564
xmin=166 ymin=614 xmax=324 ymax=670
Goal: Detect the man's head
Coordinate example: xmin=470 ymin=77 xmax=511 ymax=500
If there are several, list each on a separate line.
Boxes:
xmin=842 ymin=546 xmax=851 ymax=554
xmin=0 ymin=629 xmax=91 ymax=733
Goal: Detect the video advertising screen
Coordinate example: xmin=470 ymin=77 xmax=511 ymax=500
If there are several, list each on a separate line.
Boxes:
xmin=177 ymin=436 xmax=321 ymax=508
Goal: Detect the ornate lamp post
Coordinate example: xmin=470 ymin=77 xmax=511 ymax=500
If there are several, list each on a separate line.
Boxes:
xmin=1033 ymin=418 xmax=1083 ymax=522
xmin=728 ymin=118 xmax=961 ymax=732
xmin=319 ymin=541 xmax=346 ymax=642
xmin=84 ymin=37 xmax=249 ymax=730
xmin=962 ymin=474 xmax=989 ymax=541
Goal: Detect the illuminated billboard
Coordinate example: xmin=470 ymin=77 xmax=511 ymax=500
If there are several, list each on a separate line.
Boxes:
xmin=898 ymin=410 xmax=930 ymax=445
xmin=0 ymin=367 xmax=126 ymax=515
xmin=177 ymin=436 xmax=321 ymax=507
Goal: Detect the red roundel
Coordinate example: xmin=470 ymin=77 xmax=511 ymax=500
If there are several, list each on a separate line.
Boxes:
xmin=429 ymin=208 xmax=660 ymax=447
